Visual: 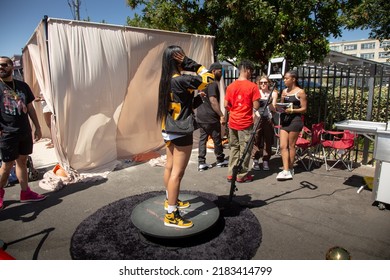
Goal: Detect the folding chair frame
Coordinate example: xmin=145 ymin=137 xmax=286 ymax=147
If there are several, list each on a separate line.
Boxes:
xmin=295 ymin=123 xmax=325 ymax=171
xmin=322 ymin=130 xmax=356 ymax=171
xmin=295 ymin=126 xmax=311 ymax=170
xmin=273 ymin=112 xmax=281 ymax=155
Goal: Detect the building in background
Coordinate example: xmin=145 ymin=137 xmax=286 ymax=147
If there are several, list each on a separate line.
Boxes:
xmin=329 ymin=38 xmax=390 ymax=65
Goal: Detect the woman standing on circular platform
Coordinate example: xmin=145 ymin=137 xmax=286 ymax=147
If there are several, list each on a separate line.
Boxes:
xmin=157 ymin=45 xmax=214 ymax=229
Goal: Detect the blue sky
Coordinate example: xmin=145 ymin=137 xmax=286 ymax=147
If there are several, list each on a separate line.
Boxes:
xmin=328 ymin=28 xmax=371 ymax=43
xmin=1 ymin=0 xmax=137 ymax=57
xmin=1 ymin=0 xmax=370 ymax=58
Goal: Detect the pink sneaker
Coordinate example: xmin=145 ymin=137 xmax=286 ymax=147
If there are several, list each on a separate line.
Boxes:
xmin=20 ymin=187 xmax=46 ymax=203
xmin=0 ymin=188 xmax=4 ymax=210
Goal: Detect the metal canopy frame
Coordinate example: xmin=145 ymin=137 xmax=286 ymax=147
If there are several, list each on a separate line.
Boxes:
xmin=313 ymin=50 xmax=390 ymax=75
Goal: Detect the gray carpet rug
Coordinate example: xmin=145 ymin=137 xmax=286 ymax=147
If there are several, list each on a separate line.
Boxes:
xmin=70 ymin=191 xmax=262 ymax=259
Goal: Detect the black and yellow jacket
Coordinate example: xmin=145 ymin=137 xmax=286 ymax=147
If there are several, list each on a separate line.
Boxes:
xmin=162 ymin=56 xmax=214 ymax=131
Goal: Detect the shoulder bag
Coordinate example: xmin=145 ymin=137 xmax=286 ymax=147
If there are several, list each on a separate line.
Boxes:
xmin=165 ymin=114 xmax=197 ymax=135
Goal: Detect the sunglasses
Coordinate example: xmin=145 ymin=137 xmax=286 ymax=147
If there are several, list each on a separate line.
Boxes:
xmin=259 ymin=81 xmax=268 ymax=84
xmin=0 ymin=63 xmax=11 ymax=68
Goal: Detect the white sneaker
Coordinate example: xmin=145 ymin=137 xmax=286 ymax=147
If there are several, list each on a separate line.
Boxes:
xmin=198 ymin=163 xmax=212 ymax=171
xmin=276 ymin=170 xmax=293 ymax=180
xmin=216 ymin=159 xmax=229 ymax=167
xmin=263 ymin=161 xmax=270 ymax=171
xmin=252 ymin=160 xmax=260 ymax=171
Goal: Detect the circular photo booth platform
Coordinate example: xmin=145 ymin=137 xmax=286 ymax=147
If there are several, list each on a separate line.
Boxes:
xmin=131 ymin=193 xmax=220 ymax=238
xmin=70 ymin=191 xmax=262 ymax=260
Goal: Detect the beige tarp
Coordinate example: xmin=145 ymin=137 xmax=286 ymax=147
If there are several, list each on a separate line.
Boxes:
xmin=22 ymin=18 xmax=214 ymax=173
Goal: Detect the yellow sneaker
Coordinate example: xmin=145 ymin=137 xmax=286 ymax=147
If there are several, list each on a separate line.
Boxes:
xmin=164 ymin=210 xmax=193 ymax=228
xmin=164 ymin=199 xmax=190 ymax=210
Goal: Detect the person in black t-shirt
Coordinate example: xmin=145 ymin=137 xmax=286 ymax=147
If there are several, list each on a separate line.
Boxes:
xmin=196 ymin=62 xmax=228 ymax=171
xmin=0 ymin=56 xmax=45 ymax=210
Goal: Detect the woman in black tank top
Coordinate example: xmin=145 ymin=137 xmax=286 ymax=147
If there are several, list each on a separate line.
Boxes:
xmin=276 ymin=70 xmax=307 ymax=180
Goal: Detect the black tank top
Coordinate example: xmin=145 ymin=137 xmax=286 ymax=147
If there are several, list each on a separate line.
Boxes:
xmin=283 ymin=90 xmax=301 ymax=109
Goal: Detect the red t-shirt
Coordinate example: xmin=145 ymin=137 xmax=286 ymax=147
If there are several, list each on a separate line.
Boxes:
xmin=225 ymin=79 xmax=260 ymax=130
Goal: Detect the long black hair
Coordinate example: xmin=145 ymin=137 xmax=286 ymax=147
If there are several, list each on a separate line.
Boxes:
xmin=156 ymin=45 xmax=184 ymax=123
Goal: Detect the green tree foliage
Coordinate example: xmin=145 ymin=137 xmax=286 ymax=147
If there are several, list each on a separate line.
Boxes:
xmin=341 ymin=0 xmax=390 ymax=42
xmin=126 ymin=0 xmax=204 ymax=33
xmin=305 ymin=86 xmax=388 ymax=131
xmin=125 ymin=1 xmax=389 ymax=66
xmin=125 ymin=0 xmax=345 ymax=67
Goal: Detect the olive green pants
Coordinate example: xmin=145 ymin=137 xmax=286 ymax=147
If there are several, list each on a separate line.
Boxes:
xmin=227 ymin=125 xmax=253 ymax=180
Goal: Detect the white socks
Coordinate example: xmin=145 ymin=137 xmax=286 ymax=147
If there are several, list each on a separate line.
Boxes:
xmin=167 ymin=205 xmax=177 ymax=214
xmin=166 ymin=190 xmax=177 ymax=213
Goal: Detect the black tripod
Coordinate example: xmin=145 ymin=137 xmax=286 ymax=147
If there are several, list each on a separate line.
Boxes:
xmin=228 ymin=82 xmax=277 ymax=202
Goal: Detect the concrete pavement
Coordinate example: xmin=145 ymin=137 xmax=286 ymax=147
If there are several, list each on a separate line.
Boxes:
xmin=0 ymin=137 xmax=389 ymax=260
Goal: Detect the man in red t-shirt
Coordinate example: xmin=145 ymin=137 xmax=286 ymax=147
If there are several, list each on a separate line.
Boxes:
xmin=224 ymin=60 xmax=260 ymax=183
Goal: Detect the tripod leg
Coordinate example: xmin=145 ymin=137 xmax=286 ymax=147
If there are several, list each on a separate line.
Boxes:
xmin=227 ymin=83 xmax=277 ymax=203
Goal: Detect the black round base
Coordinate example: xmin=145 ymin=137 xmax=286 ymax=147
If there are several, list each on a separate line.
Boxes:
xmin=131 ymin=194 xmax=220 ymax=238
xmin=70 ymin=191 xmax=262 ymax=260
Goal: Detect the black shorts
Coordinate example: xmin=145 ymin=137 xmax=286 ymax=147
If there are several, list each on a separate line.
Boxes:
xmin=165 ymin=134 xmax=193 ymax=147
xmin=281 ymin=115 xmax=304 ymax=132
xmin=0 ymin=131 xmax=33 ymax=162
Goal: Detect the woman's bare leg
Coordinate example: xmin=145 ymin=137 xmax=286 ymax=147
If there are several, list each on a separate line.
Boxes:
xmin=166 ymin=144 xmax=192 ymax=206
xmin=288 ymin=131 xmax=300 ymax=169
xmin=279 ymin=130 xmax=290 ymax=171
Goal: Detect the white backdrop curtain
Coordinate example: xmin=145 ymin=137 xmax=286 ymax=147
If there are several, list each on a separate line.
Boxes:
xmin=23 ymin=21 xmax=53 ymax=140
xmin=23 ymin=18 xmax=214 ymax=173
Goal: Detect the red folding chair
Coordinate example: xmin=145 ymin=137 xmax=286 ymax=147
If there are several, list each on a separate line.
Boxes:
xmin=295 ymin=126 xmax=311 ymax=170
xmin=308 ymin=122 xmax=325 ymax=167
xmin=295 ymin=122 xmax=325 ymax=170
xmin=321 ymin=129 xmax=357 ymax=171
